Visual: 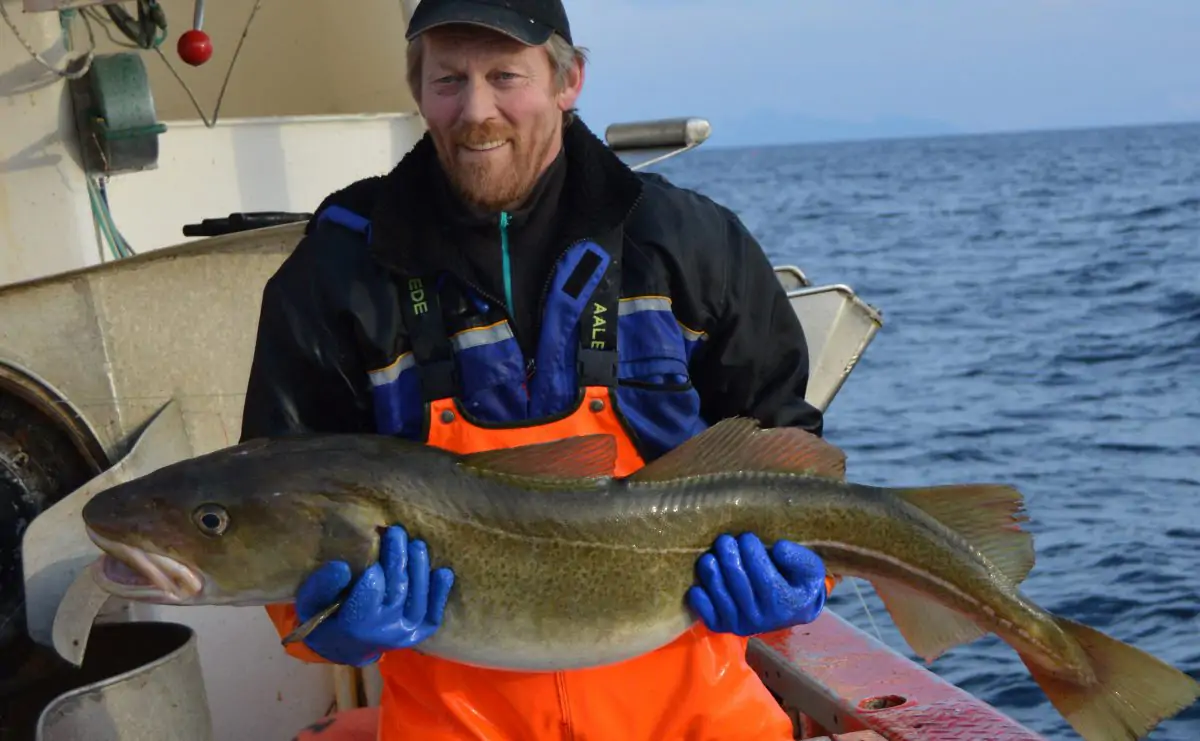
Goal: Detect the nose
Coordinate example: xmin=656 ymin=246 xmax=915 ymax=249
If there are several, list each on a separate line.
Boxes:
xmin=459 ymin=75 xmax=500 ymax=125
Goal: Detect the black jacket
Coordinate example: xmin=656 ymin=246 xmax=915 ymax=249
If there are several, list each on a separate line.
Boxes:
xmin=239 ymin=120 xmax=823 ymax=443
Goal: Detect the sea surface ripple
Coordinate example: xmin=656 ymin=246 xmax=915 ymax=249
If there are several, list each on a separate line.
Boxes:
xmin=654 ymin=121 xmax=1200 ymax=740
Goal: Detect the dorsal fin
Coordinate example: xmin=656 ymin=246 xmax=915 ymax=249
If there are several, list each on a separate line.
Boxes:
xmin=626 ymin=417 xmax=846 ymax=482
xmin=458 ymin=434 xmax=618 ymax=483
xmin=892 ymin=484 xmax=1035 ymax=585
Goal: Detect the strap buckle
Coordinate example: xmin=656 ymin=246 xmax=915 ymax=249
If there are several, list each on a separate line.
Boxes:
xmin=577 ymin=347 xmax=617 ymax=387
xmin=417 ymin=359 xmax=458 ymax=402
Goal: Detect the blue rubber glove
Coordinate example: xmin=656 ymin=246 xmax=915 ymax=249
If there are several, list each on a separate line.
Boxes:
xmin=686 ymin=533 xmax=827 ymax=636
xmin=294 ymin=525 xmax=455 ymax=666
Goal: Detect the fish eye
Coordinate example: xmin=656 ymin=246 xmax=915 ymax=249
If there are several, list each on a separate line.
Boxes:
xmin=192 ymin=504 xmax=229 ymax=537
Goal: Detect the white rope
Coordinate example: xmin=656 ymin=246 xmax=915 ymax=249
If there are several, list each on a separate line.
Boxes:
xmin=82 ymin=0 xmax=264 ymax=128
xmin=850 ymin=577 xmax=886 ymax=644
xmin=152 ymin=0 xmax=264 ymax=128
xmin=0 ymin=2 xmax=95 ymax=80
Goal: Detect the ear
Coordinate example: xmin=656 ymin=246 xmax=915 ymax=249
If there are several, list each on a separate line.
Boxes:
xmin=556 ymin=57 xmax=584 ymax=112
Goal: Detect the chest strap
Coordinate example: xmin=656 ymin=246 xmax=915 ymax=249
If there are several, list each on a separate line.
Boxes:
xmin=401 ymin=241 xmax=623 ymax=402
xmin=568 ymin=246 xmax=619 ymax=388
xmin=315 ymin=204 xmax=460 ymax=403
xmin=399 ymin=275 xmax=459 ymax=402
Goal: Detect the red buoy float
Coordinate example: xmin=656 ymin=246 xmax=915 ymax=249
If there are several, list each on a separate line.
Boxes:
xmin=177 ymin=0 xmax=212 ymax=66
xmin=177 ymin=29 xmax=212 ymax=66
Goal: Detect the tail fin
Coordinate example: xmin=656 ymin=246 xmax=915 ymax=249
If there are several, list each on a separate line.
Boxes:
xmin=1020 ymin=616 xmax=1200 ymax=741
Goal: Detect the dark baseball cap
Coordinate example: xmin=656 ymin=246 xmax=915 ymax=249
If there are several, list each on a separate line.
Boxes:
xmin=405 ymin=0 xmax=572 ymax=46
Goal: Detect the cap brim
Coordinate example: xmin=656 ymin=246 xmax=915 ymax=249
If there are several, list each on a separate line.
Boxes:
xmin=405 ymin=1 xmax=555 ymax=45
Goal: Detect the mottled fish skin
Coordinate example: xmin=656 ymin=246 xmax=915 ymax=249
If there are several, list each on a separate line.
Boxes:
xmin=81 ymin=422 xmax=1200 ymax=741
xmin=74 ymin=431 xmax=1055 ymax=670
xmin=382 ymin=473 xmax=1072 ymax=673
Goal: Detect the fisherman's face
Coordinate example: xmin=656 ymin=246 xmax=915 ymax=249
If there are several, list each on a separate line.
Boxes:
xmin=417 ymin=26 xmax=583 ymax=212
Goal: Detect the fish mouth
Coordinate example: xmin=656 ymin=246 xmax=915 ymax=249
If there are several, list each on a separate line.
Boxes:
xmin=86 ymin=527 xmax=204 ymax=604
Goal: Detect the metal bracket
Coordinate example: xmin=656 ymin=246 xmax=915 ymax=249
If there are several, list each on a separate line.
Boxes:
xmin=605 ymin=117 xmax=712 ymax=171
xmin=22 ymin=398 xmax=194 ymax=661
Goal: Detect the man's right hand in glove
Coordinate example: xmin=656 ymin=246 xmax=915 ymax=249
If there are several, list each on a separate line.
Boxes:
xmin=294 ymin=525 xmax=456 ymax=667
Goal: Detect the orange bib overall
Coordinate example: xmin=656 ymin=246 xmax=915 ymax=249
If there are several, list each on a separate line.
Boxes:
xmin=268 ymin=387 xmax=799 ymax=740
xmin=265 ymin=220 xmax=824 ymax=739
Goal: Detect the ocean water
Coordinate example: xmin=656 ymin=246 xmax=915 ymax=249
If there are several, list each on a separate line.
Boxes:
xmin=652 ymin=122 xmax=1200 ymax=740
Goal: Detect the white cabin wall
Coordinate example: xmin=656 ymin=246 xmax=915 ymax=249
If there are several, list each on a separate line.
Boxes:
xmin=1 ymin=0 xmax=431 ymax=287
xmin=84 ymin=0 xmax=430 ymax=254
xmin=0 ymin=0 xmax=103 ymax=286
xmin=87 ymin=0 xmax=419 ymax=120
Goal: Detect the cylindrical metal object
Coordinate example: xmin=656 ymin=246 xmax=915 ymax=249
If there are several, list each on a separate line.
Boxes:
xmin=35 ymin=622 xmax=214 ymax=741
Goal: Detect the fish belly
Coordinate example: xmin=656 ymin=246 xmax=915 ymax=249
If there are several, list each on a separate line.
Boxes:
xmin=388 ymin=501 xmax=706 ymax=672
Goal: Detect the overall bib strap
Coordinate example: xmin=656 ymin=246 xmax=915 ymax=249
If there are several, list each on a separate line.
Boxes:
xmin=574 ymin=243 xmax=620 ymax=389
xmin=526 ymin=227 xmax=624 ymax=418
xmin=398 ymin=274 xmax=459 ymax=402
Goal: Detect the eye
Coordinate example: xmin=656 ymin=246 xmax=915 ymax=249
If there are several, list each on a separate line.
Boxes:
xmin=192 ymin=504 xmax=230 ymax=537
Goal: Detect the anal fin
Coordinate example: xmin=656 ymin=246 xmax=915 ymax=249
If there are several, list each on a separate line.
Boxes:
xmin=870 ymin=578 xmax=987 ymax=664
xmin=627 ymin=417 xmax=846 ymax=482
xmin=893 ymin=484 xmax=1036 ymax=586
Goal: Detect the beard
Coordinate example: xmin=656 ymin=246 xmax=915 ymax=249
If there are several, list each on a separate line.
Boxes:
xmin=434 ymin=117 xmax=557 ymax=213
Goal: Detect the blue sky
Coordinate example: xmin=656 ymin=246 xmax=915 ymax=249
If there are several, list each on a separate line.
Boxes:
xmin=564 ymin=0 xmax=1200 ymax=146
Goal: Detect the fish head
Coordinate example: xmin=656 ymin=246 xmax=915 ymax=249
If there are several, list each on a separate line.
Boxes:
xmin=81 ymin=436 xmax=389 ymax=607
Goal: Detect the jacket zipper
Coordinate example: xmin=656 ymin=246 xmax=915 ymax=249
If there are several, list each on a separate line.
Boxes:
xmin=438 ymin=192 xmax=648 ymax=385
xmin=498 ymin=211 xmax=536 ymax=379
xmin=434 ymin=212 xmax=517 ymax=323
xmin=430 ymin=214 xmax=515 ymax=350
xmin=498 ymin=211 xmax=515 ymax=319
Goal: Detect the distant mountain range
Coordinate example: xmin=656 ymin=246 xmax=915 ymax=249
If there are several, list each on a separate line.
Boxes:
xmin=703 ymin=110 xmax=963 ymax=147
xmin=590 ymin=106 xmax=1200 ymax=151
xmin=699 ymin=111 xmax=1200 ymax=148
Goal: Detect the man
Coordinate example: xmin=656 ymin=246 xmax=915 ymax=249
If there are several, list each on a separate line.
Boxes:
xmin=240 ymin=0 xmax=835 ymax=738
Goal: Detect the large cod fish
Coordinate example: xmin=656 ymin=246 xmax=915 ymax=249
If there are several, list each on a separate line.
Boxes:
xmin=81 ymin=418 xmax=1198 ymax=741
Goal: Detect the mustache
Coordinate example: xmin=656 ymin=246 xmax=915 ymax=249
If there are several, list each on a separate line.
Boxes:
xmin=452 ymin=121 xmax=516 ymax=147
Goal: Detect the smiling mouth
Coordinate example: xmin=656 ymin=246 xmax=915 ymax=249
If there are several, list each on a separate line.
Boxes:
xmin=460 ymin=140 xmax=508 ymax=152
xmin=86 ymin=527 xmax=204 ymax=603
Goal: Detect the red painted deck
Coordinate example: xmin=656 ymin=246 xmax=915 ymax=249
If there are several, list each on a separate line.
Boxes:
xmin=292 ymin=609 xmax=1045 ymax=740
xmin=749 ymin=610 xmax=1048 ymax=740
